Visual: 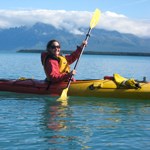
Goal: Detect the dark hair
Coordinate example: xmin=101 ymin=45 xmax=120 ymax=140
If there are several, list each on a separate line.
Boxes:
xmin=46 ymin=39 xmax=61 ymax=51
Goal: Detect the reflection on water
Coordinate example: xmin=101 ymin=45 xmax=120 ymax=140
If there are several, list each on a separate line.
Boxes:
xmin=31 ymin=96 xmax=150 ymax=149
xmin=0 ymin=93 xmax=150 ymax=149
xmin=44 ymin=102 xmax=67 ymax=131
xmin=0 ymin=95 xmax=150 ymax=149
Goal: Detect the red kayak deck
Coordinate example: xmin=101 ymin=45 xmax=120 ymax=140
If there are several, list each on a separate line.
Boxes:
xmin=0 ymin=78 xmax=66 ymax=96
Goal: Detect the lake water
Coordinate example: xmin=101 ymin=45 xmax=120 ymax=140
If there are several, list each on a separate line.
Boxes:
xmin=0 ymin=52 xmax=150 ymax=150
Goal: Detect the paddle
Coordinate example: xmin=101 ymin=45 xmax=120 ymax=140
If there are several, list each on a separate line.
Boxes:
xmin=57 ymin=8 xmax=101 ymax=102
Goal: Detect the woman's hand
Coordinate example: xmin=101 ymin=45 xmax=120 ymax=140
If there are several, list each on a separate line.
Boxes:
xmin=80 ymin=40 xmax=88 ymax=49
xmin=70 ymin=69 xmax=76 ymax=75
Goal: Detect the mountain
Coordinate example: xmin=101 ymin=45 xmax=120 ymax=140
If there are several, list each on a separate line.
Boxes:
xmin=0 ymin=22 xmax=150 ymax=53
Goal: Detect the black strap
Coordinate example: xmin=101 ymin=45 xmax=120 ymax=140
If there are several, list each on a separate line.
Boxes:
xmin=44 ymin=78 xmax=52 ymax=90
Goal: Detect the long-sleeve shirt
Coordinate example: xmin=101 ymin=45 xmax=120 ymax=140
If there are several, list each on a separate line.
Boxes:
xmin=41 ymin=47 xmax=82 ymax=83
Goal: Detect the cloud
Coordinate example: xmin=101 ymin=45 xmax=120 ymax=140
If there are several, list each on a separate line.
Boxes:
xmin=0 ymin=9 xmax=150 ymax=37
xmin=100 ymin=11 xmax=150 ymax=37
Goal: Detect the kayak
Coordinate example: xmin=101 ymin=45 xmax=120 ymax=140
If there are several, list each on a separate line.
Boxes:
xmin=0 ymin=77 xmax=150 ymax=99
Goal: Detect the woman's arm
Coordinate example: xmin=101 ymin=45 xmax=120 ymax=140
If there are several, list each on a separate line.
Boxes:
xmin=65 ymin=41 xmax=87 ymax=64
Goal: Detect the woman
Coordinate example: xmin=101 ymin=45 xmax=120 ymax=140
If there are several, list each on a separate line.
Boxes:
xmin=41 ymin=39 xmax=87 ymax=83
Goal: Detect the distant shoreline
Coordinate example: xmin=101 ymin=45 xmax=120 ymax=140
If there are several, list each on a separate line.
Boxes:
xmin=17 ymin=49 xmax=150 ymax=57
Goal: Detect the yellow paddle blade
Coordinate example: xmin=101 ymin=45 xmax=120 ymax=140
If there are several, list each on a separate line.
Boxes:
xmin=57 ymin=88 xmax=68 ymax=102
xmin=90 ymin=8 xmax=101 ymax=29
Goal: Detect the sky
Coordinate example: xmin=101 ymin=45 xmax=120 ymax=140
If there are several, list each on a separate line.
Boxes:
xmin=0 ymin=0 xmax=150 ymax=37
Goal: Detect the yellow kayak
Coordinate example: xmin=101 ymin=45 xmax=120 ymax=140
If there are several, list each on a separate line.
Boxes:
xmin=68 ymin=79 xmax=150 ymax=100
xmin=0 ymin=76 xmax=149 ymax=100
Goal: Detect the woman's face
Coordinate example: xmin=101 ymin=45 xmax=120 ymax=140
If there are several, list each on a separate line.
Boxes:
xmin=49 ymin=41 xmax=60 ymax=57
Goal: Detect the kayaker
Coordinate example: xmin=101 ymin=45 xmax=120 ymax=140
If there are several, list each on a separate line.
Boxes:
xmin=41 ymin=39 xmax=87 ymax=83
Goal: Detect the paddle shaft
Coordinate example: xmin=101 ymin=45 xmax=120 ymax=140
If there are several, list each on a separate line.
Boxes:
xmin=66 ymin=27 xmax=92 ymax=88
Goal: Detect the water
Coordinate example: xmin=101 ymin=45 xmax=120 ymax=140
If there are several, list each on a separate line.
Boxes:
xmin=0 ymin=52 xmax=150 ymax=150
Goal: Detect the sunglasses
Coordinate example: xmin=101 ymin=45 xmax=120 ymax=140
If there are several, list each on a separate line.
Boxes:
xmin=51 ymin=45 xmax=60 ymax=49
